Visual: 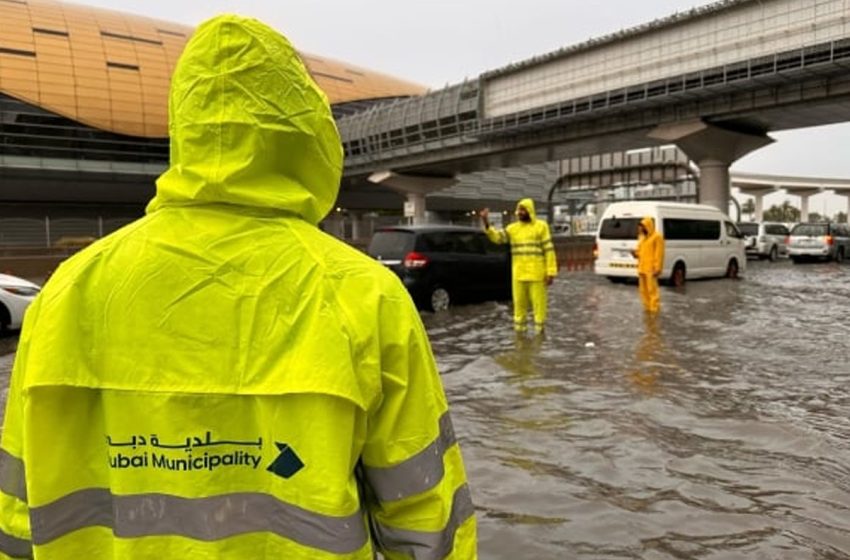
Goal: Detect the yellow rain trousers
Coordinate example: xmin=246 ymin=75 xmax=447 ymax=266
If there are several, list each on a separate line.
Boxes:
xmin=636 ymin=216 xmax=665 ymax=314
xmin=0 ymin=15 xmax=476 ymax=560
xmin=486 ymin=199 xmax=557 ymax=332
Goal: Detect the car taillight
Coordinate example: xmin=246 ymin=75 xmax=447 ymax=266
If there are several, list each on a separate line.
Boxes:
xmin=403 ymin=251 xmax=429 ymax=269
xmin=785 ymin=236 xmax=790 ymax=245
xmin=592 ymin=242 xmax=599 ymax=260
xmin=825 ymin=235 xmax=834 ymax=246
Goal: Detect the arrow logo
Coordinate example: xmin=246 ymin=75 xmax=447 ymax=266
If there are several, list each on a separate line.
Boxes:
xmin=267 ymin=443 xmax=304 ymax=479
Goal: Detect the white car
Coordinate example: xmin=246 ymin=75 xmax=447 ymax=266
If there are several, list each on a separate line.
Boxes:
xmin=739 ymin=221 xmax=790 ymax=261
xmin=0 ymin=273 xmax=41 ymax=331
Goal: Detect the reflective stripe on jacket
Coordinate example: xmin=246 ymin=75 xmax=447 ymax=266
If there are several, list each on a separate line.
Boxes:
xmin=485 ymin=199 xmax=557 ymax=282
xmin=0 ymin=15 xmax=475 ymax=560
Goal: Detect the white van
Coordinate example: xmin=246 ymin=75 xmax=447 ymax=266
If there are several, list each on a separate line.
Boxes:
xmin=594 ymin=201 xmax=746 ymax=286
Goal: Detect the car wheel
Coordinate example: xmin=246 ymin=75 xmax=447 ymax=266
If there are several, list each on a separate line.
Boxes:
xmin=429 ymin=287 xmax=451 ymax=312
xmin=835 ymin=248 xmax=844 ymax=264
xmin=769 ymin=246 xmax=778 ymax=262
xmin=671 ymin=262 xmax=686 ymax=288
xmin=607 ymin=276 xmax=626 ymax=284
xmin=726 ymin=259 xmax=739 ymax=279
xmin=790 ymin=256 xmax=800 ymax=264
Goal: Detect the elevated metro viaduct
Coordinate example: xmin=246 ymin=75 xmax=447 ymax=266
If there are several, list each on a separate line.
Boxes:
xmin=337 ymin=0 xmax=850 ymax=222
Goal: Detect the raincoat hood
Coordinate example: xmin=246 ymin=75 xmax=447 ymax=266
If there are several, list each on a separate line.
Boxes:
xmin=640 ymin=216 xmax=656 ymax=237
xmin=516 ymin=198 xmax=537 ymax=221
xmin=147 ymin=15 xmax=343 ymax=224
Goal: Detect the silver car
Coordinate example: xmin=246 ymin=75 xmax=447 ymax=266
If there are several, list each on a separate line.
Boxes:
xmin=788 ymin=222 xmax=850 ymax=263
xmin=739 ymin=221 xmax=789 ymax=261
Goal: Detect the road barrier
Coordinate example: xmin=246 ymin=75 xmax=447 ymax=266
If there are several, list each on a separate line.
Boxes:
xmin=553 ymin=236 xmax=595 ymax=272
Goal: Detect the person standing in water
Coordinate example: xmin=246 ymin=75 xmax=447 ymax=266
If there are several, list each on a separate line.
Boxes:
xmin=481 ymin=199 xmax=557 ymax=334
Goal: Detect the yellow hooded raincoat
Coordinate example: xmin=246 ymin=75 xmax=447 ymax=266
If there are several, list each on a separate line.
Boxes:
xmin=485 ymin=199 xmax=557 ymax=331
xmin=0 ymin=15 xmax=475 ymax=560
xmin=635 ymin=216 xmax=664 ymax=313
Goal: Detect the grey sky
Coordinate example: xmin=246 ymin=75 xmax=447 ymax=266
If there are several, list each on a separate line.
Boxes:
xmin=78 ymin=0 xmax=850 ymax=213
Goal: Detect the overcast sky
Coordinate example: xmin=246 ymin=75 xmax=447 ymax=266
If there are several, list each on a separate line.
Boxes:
xmin=79 ymin=0 xmax=850 ymax=213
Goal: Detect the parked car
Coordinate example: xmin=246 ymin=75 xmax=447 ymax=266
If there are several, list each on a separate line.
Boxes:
xmin=739 ymin=221 xmax=790 ymax=261
xmin=367 ymin=225 xmax=511 ymax=311
xmin=787 ymin=222 xmax=850 ymax=263
xmin=594 ymin=201 xmax=746 ymax=287
xmin=0 ymin=273 xmax=41 ymax=332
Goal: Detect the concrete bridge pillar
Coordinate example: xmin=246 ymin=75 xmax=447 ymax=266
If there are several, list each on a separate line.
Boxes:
xmin=785 ymin=188 xmax=821 ymax=223
xmin=368 ymin=171 xmax=457 ymax=225
xmin=349 ymin=211 xmax=363 ymax=240
xmin=649 ymin=120 xmax=773 ymax=213
xmin=697 ymin=158 xmax=732 ymax=214
xmin=405 ymin=193 xmax=427 ymax=225
xmin=800 ymin=195 xmax=811 ymax=223
xmin=752 ymin=193 xmax=765 ymax=222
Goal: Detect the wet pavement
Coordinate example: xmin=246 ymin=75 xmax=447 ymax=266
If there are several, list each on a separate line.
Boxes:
xmin=2 ymin=260 xmax=850 ymax=558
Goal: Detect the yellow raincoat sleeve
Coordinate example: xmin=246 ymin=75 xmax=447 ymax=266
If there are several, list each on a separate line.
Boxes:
xmin=540 ymin=222 xmax=557 ymax=278
xmin=653 ymin=234 xmax=665 ymax=275
xmin=358 ymin=291 xmax=476 ymax=559
xmin=0 ymin=301 xmax=38 ymax=560
xmin=484 ymin=225 xmax=508 ymax=245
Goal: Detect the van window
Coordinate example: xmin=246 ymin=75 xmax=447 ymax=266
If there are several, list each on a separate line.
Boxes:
xmin=599 ymin=217 xmax=641 ymax=240
xmin=725 ymin=222 xmax=743 ymax=239
xmin=663 ymin=218 xmax=720 ymax=240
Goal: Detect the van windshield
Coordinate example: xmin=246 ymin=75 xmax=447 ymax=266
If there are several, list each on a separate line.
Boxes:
xmin=599 ymin=218 xmax=641 ymax=240
xmin=739 ymin=223 xmax=759 ymax=237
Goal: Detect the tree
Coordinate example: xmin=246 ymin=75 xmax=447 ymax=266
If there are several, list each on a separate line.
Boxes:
xmin=741 ymin=198 xmax=756 ymax=220
xmin=808 ymin=212 xmax=826 ymax=223
xmin=763 ymin=201 xmax=800 ymax=223
xmin=835 ymin=211 xmax=848 ymax=224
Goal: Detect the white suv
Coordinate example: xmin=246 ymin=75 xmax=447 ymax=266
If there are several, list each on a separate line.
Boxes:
xmin=739 ymin=222 xmax=789 ymax=261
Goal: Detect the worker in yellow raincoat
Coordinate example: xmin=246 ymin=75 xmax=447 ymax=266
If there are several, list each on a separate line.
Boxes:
xmin=481 ymin=199 xmax=557 ymax=334
xmin=0 ymin=15 xmax=476 ymax=560
xmin=633 ymin=216 xmax=665 ymax=313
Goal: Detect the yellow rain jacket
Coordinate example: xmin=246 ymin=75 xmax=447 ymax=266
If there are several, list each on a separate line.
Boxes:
xmin=636 ymin=216 xmax=664 ymax=276
xmin=485 ymin=199 xmax=557 ymax=281
xmin=635 ymin=216 xmax=664 ymax=313
xmin=0 ymin=15 xmax=475 ymax=560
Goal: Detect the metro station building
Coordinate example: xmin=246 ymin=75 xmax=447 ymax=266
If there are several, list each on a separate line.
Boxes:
xmin=0 ymin=0 xmax=489 ymax=246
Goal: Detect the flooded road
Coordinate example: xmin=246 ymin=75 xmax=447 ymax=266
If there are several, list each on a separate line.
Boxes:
xmin=2 ymin=260 xmax=849 ymax=558
xmin=425 ymin=260 xmax=850 ymax=559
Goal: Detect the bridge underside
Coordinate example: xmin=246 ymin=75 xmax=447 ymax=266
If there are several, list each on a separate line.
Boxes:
xmin=394 ymin=78 xmax=850 ymax=179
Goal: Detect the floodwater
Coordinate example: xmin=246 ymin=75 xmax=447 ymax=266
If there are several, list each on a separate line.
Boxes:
xmin=425 ymin=260 xmax=850 ymax=559
xmin=2 ymin=260 xmax=850 ymax=558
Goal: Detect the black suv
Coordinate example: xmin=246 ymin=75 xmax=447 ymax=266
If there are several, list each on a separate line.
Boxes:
xmin=368 ymin=225 xmax=511 ymax=311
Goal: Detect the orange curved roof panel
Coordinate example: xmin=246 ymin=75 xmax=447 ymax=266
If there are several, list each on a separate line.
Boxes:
xmin=0 ymin=0 xmax=426 ymax=138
